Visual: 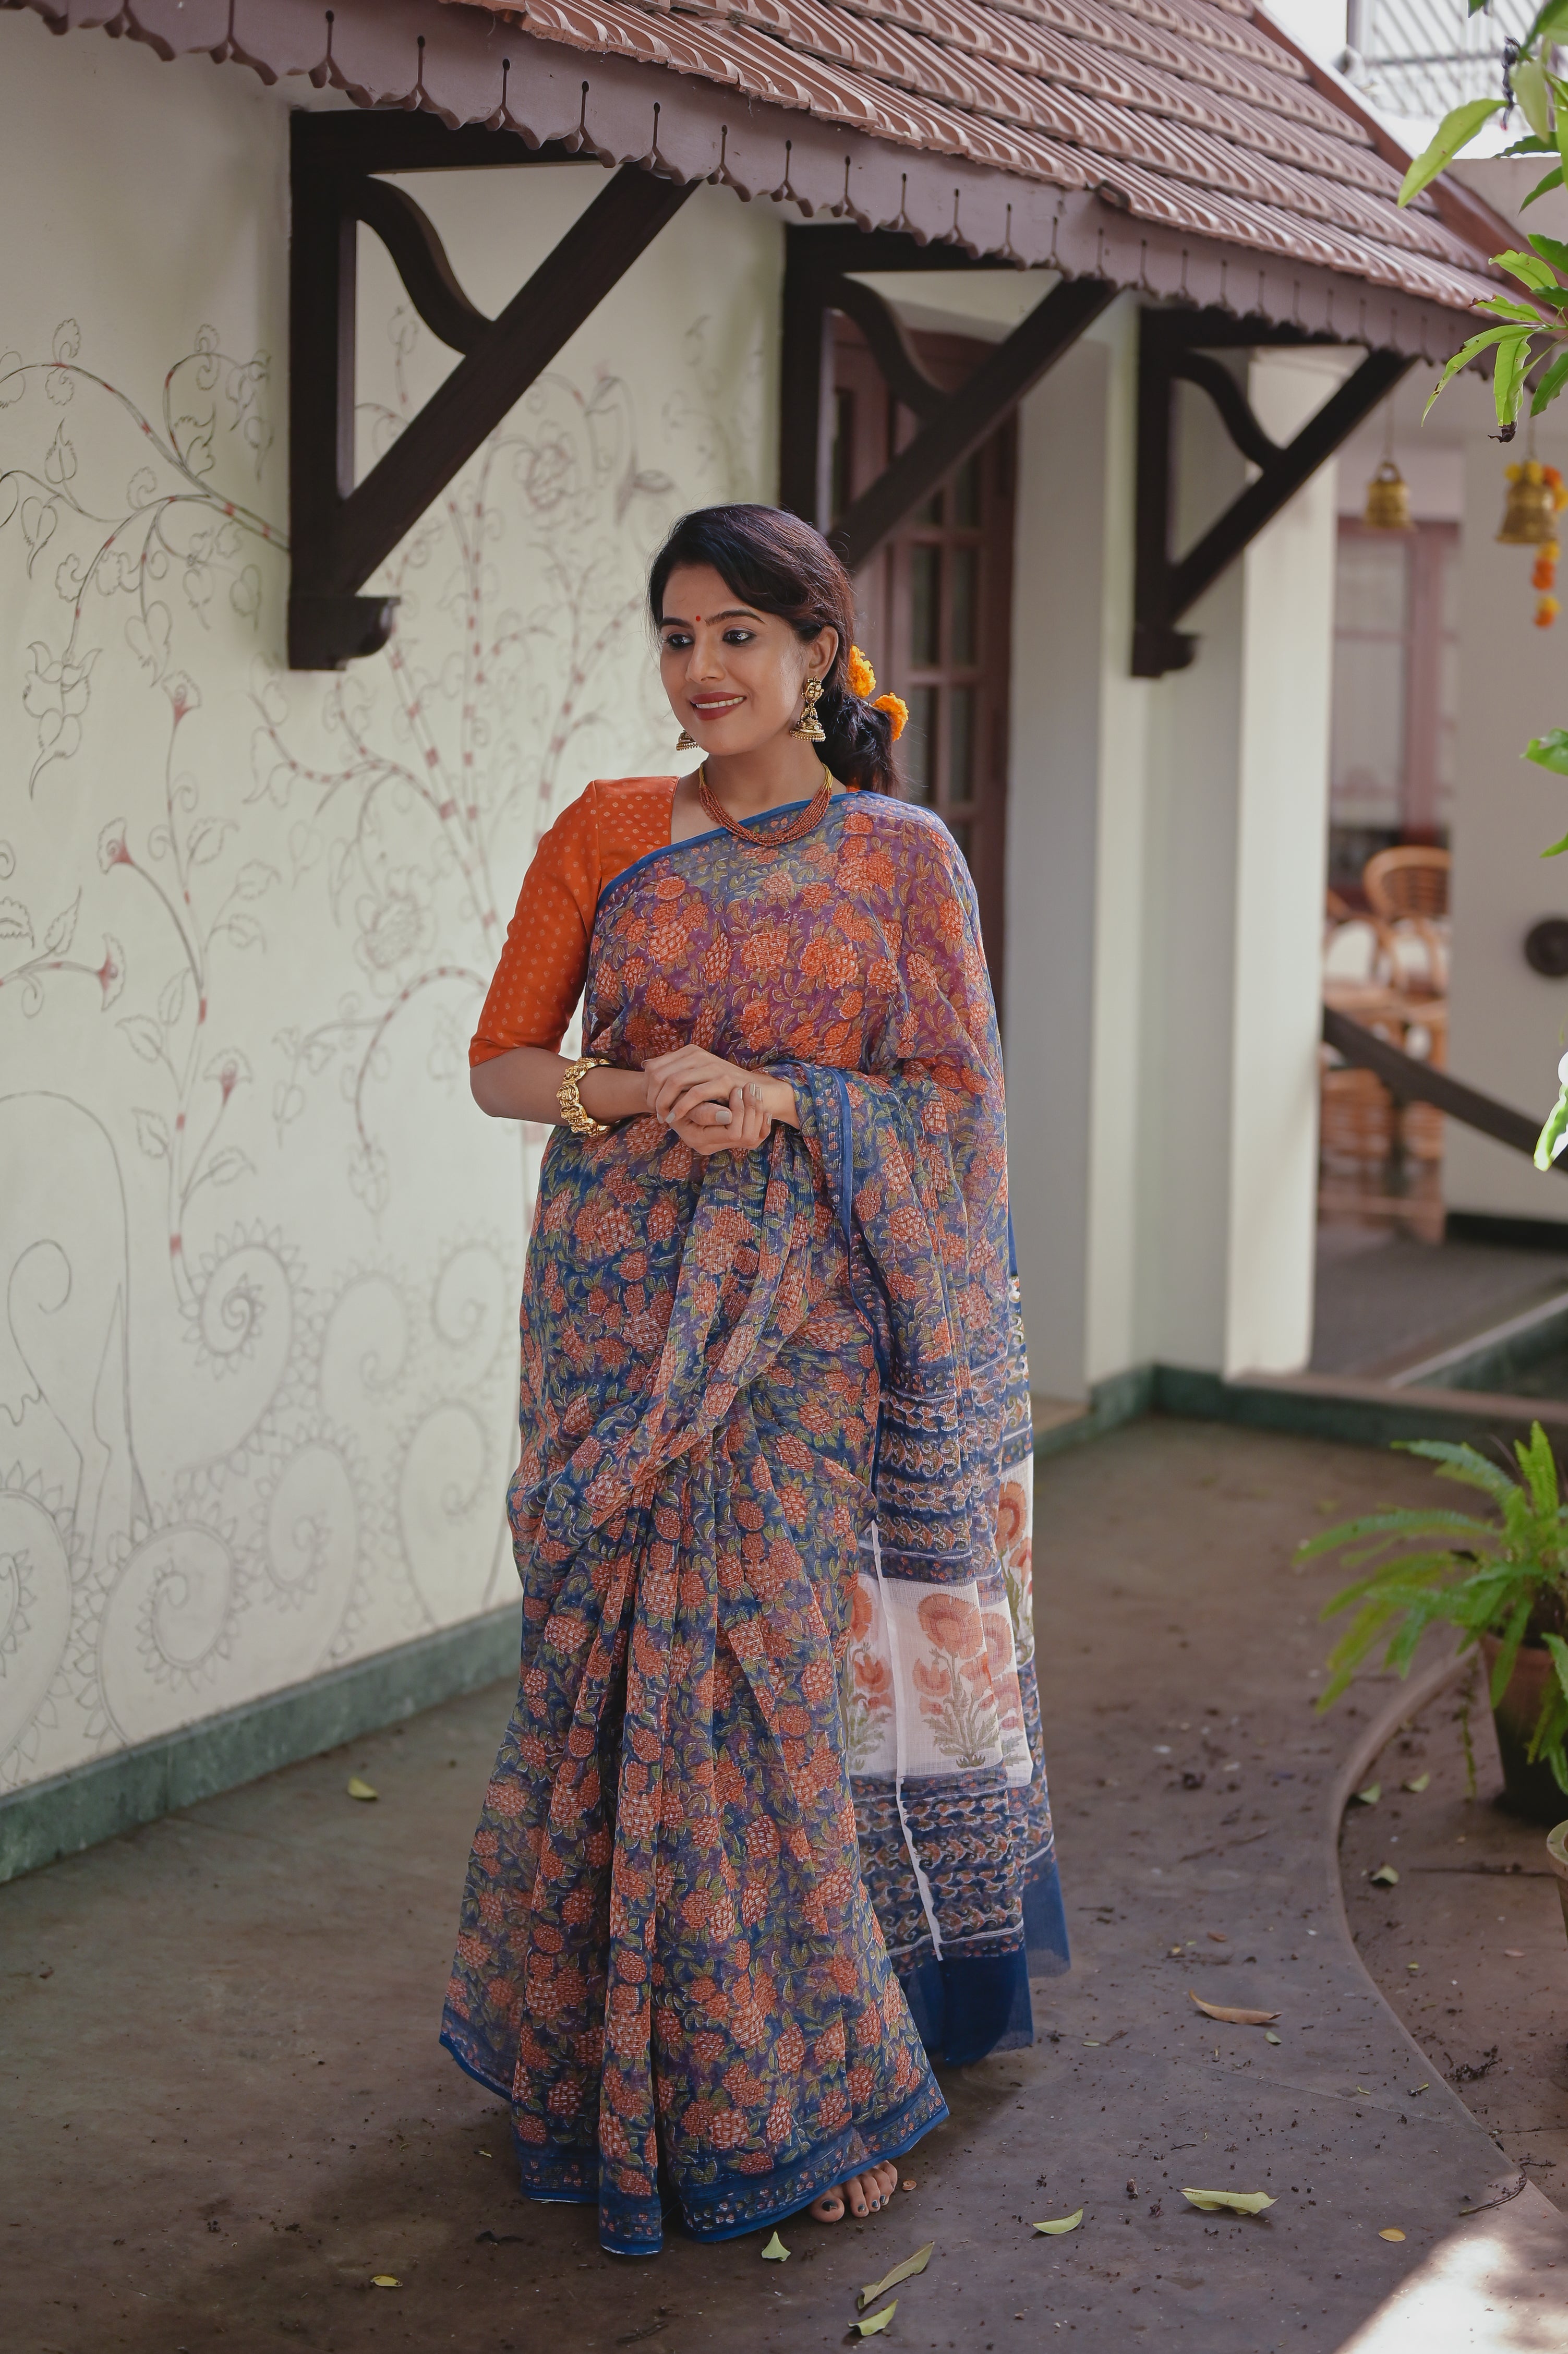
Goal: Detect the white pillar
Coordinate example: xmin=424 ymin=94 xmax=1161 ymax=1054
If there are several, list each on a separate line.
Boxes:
xmin=1006 ymin=330 xmax=1341 ymax=1394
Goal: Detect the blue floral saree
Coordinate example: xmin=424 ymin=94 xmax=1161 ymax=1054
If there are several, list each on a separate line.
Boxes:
xmin=442 ymin=791 xmax=1067 ymax=2255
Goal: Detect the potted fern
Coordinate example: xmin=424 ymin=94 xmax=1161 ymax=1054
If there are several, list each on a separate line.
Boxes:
xmin=1299 ymin=1424 xmax=1568 ymax=1824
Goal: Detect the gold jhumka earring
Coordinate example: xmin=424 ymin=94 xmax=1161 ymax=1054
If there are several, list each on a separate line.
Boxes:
xmin=790 ymin=678 xmax=826 ymax=742
xmin=674 ymin=726 xmax=698 ymax=750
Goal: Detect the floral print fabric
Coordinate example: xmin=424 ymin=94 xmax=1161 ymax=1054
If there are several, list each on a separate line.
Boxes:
xmin=441 ymin=792 xmax=1064 ymax=2255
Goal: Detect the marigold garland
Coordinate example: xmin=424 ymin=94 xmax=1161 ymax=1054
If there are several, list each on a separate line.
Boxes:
xmin=845 ymin=644 xmax=908 ymax=739
xmin=1508 ymin=460 xmax=1568 ymax=625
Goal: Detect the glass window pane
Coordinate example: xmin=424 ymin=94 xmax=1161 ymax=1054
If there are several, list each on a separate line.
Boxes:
xmin=830 ymin=388 xmax=854 ymax=526
xmin=952 ymin=453 xmax=981 ymax=528
xmin=909 ymin=545 xmax=942 ymax=666
xmin=904 ymin=685 xmax=937 ymax=803
xmin=1330 ymin=636 xmax=1405 ymax=829
xmin=1335 ymin=535 xmax=1409 ymax=634
xmin=951 ymin=545 xmax=978 ymax=667
xmin=949 ymin=685 xmax=975 ymax=803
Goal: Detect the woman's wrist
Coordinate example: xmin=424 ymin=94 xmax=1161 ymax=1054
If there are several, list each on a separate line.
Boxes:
xmin=574 ymin=1064 xmax=647 ymax=1125
xmin=758 ymin=1075 xmax=799 ymax=1128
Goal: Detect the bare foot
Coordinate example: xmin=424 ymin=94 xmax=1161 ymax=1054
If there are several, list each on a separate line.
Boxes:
xmin=810 ymin=2159 xmax=900 ymax=2222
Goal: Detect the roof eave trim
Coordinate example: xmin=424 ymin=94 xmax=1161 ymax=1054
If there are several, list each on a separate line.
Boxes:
xmin=11 ymin=0 xmax=1488 ymax=354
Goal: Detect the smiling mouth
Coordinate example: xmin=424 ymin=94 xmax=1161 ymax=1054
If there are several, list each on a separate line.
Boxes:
xmin=689 ymin=695 xmax=744 ymax=713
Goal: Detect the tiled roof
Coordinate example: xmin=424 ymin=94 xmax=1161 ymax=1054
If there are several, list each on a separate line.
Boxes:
xmin=444 ymin=0 xmax=1497 ymax=311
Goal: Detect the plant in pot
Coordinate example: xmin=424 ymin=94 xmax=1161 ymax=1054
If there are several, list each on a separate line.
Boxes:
xmin=1298 ymin=1423 xmax=1568 ymax=1825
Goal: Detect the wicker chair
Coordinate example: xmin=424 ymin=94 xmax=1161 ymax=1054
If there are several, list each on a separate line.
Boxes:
xmin=1362 ymin=846 xmax=1451 ymax=921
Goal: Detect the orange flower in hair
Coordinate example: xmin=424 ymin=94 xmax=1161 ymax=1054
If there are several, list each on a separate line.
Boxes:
xmin=873 ymin=693 xmax=908 ymax=742
xmin=846 ymin=644 xmax=876 ymax=698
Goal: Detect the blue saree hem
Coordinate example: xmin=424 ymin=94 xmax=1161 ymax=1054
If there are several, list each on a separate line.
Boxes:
xmin=1023 ymin=1853 xmax=1071 ymax=1976
xmin=901 ymin=1949 xmax=1035 ymax=2066
xmin=492 ymin=2076 xmax=950 ymax=2256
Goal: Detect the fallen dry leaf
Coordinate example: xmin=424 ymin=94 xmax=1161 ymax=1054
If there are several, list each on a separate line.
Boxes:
xmin=1379 ymin=2228 xmax=1406 ymax=2243
xmin=1403 ymin=1773 xmax=1431 ymax=1794
xmin=1180 ymin=2189 xmax=1276 ymax=2216
xmin=370 ymin=2274 xmax=400 ymax=2288
xmin=1206 ymin=1930 xmax=1228 ymax=1944
xmin=760 ymin=2231 xmax=789 ymax=2262
xmin=1031 ymin=2210 xmax=1083 ymax=2236
xmin=1503 ymin=1948 xmax=1524 ymax=1958
xmin=1370 ymin=1865 xmax=1399 ymax=1887
xmin=859 ymin=2242 xmax=933 ymax=2306
xmin=346 ymin=1777 xmax=378 ymax=1802
xmin=852 ymin=2301 xmax=897 ymax=2337
xmin=1188 ymin=1991 xmax=1279 ymax=2026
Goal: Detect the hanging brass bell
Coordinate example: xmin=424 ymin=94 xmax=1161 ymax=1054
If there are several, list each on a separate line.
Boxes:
xmin=1498 ymin=466 xmax=1559 ymax=545
xmin=1362 ymin=458 xmax=1412 ymax=530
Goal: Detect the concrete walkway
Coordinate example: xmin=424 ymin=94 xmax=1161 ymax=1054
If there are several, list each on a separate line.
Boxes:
xmin=4 ymin=1418 xmax=1565 ymax=2352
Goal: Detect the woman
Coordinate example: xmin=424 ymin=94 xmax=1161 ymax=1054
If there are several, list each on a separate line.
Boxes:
xmin=442 ymin=505 xmax=1067 ymax=2259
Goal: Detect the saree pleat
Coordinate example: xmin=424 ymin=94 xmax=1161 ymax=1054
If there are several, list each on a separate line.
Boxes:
xmin=443 ymin=793 xmax=1066 ymax=2253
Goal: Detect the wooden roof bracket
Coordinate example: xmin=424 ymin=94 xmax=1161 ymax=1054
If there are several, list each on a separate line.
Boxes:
xmin=287 ymin=111 xmax=694 ymax=670
xmin=779 ymin=226 xmax=1115 ymax=570
xmin=1132 ymin=306 xmax=1414 ymax=679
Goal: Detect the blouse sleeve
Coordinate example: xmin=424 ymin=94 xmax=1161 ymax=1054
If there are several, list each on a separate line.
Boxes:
xmin=469 ymin=785 xmax=602 ymax=1065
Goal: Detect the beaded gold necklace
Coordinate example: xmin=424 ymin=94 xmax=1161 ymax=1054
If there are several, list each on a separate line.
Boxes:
xmin=696 ymin=762 xmax=834 ymax=849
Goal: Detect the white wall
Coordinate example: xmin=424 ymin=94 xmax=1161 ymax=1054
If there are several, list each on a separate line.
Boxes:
xmin=0 ymin=12 xmax=779 ymax=1797
xmin=1006 ymin=315 xmax=1341 ymax=1390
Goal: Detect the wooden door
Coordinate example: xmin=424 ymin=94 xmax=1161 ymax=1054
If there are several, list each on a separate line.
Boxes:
xmin=828 ymin=322 xmax=1017 ymax=991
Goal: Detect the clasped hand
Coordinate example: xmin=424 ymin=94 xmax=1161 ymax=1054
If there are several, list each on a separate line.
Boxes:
xmin=641 ymin=1046 xmax=792 ymax=1157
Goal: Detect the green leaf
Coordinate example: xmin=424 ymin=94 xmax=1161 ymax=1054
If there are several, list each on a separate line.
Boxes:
xmin=1522 ymin=163 xmax=1566 ymax=211
xmin=1264 ymin=2030 xmax=1282 ymax=2045
xmin=1399 ymin=98 xmax=1506 ymax=206
xmin=1494 ymin=251 xmax=1560 ymax=291
xmin=1180 ymin=2189 xmax=1276 ymax=2215
xmin=1503 ymin=135 xmax=1557 ymax=155
xmin=1532 ymin=349 xmax=1568 ymax=414
xmin=760 ymin=2230 xmax=790 ymax=2262
xmin=1539 ymin=1087 xmax=1568 ymax=1172
xmin=1370 ymin=1864 xmax=1400 ymax=1886
xmin=1527 ymin=0 xmax=1568 ymax=44
xmin=1517 ymin=59 xmax=1555 ymax=142
xmin=1403 ymin=1771 xmax=1432 ymax=1793
xmin=1497 ymin=329 xmax=1538 ymax=427
xmin=1544 ymin=1629 xmax=1568 ymax=1703
xmin=859 ymin=2244 xmax=934 ymax=2307
xmin=1529 ymin=232 xmax=1568 ymax=272
xmin=1354 ymin=1782 xmax=1381 ymax=1805
xmin=1032 ymin=2210 xmax=1084 ymax=2236
xmin=852 ymin=2302 xmax=897 ymax=2337
xmin=1424 ymin=323 xmax=1531 ymax=421
xmin=1529 ymin=729 xmax=1568 ymax=779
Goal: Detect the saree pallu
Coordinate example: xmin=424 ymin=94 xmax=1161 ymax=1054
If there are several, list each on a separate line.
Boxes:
xmin=442 ymin=794 xmax=1068 ymax=2255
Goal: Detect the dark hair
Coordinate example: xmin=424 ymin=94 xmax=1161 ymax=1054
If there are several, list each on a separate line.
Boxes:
xmin=648 ymin=504 xmax=899 ymax=795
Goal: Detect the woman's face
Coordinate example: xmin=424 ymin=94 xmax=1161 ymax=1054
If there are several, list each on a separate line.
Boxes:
xmin=658 ymin=563 xmax=837 ymax=759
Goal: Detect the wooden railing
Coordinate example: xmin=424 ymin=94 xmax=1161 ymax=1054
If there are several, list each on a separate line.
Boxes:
xmin=1321 ymin=1005 xmax=1564 ymax=1171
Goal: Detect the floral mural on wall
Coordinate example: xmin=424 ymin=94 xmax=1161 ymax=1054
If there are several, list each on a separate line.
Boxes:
xmin=0 ymin=274 xmax=766 ymax=1799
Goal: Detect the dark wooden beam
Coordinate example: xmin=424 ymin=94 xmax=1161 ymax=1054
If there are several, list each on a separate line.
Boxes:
xmin=779 ymin=224 xmax=1043 ymax=533
xmin=1323 ymin=1008 xmax=1559 ymax=1169
xmin=830 ymin=276 xmax=1116 ymax=572
xmin=1133 ymin=309 xmax=1414 ymax=678
xmin=286 ymin=114 xmax=692 ymax=670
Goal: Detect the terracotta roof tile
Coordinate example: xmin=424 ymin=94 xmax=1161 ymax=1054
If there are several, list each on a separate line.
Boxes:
xmin=452 ymin=0 xmax=1498 ymax=312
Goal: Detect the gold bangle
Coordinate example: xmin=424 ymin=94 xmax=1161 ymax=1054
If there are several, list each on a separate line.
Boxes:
xmin=557 ymin=1054 xmax=611 ymax=1138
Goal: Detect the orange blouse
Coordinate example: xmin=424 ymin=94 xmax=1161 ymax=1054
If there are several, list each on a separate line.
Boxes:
xmin=470 ymin=776 xmax=678 ymax=1066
